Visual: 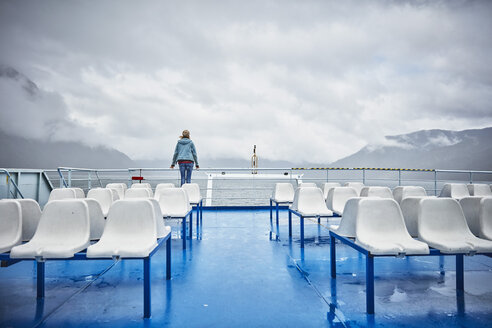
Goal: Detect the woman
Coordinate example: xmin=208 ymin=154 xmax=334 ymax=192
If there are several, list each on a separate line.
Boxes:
xmin=170 ymin=130 xmax=199 ymax=186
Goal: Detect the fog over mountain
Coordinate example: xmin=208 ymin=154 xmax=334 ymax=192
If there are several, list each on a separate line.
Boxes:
xmin=330 ymin=127 xmax=492 ymax=170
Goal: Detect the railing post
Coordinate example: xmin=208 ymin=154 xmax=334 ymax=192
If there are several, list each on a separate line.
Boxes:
xmin=88 ymin=171 xmax=92 ymax=190
xmin=362 ymin=169 xmax=366 ymax=185
xmin=469 ymin=171 xmax=473 ymax=184
xmin=206 ymin=173 xmax=213 ymax=207
xmin=398 ymin=169 xmax=401 ymax=186
xmin=434 ymin=170 xmax=438 ymax=196
xmin=68 ymin=169 xmax=72 ymax=187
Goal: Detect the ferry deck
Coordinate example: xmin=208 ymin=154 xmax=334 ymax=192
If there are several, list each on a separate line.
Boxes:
xmin=1 ymin=167 xmax=492 ymax=327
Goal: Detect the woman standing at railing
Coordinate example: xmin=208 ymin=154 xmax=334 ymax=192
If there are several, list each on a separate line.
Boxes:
xmin=170 ymin=130 xmax=199 ymax=186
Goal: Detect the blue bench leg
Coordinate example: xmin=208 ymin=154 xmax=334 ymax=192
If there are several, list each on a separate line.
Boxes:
xmin=300 ymin=216 xmax=304 ymax=248
xmin=456 ymin=254 xmax=464 ymax=291
xmin=269 ymin=199 xmax=273 ymax=232
xmin=182 ymin=216 xmax=186 ymax=249
xmin=330 ymin=233 xmax=336 ymax=278
xmin=200 ymin=200 xmax=203 ymax=226
xmin=166 ymin=237 xmax=171 ymax=280
xmin=189 ymin=211 xmax=193 ymax=240
xmin=144 ymin=257 xmax=151 ymax=318
xmin=288 ymin=210 xmax=292 ymax=237
xmin=37 ymin=261 xmax=45 ymax=299
xmin=366 ymin=255 xmax=375 ymax=314
xmin=275 ymin=203 xmax=280 ymax=238
xmin=196 ymin=205 xmax=199 ymax=233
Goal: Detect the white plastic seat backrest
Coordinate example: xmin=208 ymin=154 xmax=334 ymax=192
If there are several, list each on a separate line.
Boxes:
xmin=480 ymin=197 xmax=492 ymax=240
xmin=323 ymin=182 xmax=341 ymax=199
xmin=355 ymin=198 xmax=414 ymax=245
xmin=343 ymin=182 xmax=364 ymax=196
xmin=468 ymin=184 xmax=492 ymax=196
xmin=418 ymin=198 xmax=475 ymax=241
xmin=292 ymin=187 xmax=331 ymax=215
xmin=0 ymin=200 xmax=22 ymax=253
xmin=439 ymin=183 xmax=470 ymax=199
xmin=298 ymin=182 xmax=317 ymax=188
xmin=125 ymin=188 xmax=152 ymax=199
xmin=393 ymin=186 xmax=427 ymax=204
xmin=106 ymin=183 xmax=125 ymax=199
xmin=360 ymin=186 xmax=393 ymax=199
xmin=400 ymin=196 xmax=428 ymax=237
xmin=70 ymin=188 xmax=85 ymax=198
xmin=83 ymin=199 xmax=106 ymax=240
xmin=459 ymin=197 xmax=482 ymax=237
xmin=154 ymin=183 xmax=175 ymax=200
xmin=17 ymin=199 xmax=42 ymax=241
xmin=148 ymin=198 xmax=168 ymax=238
xmin=327 ymin=187 xmax=358 ymax=214
xmin=87 ymin=188 xmax=113 ymax=216
xmin=108 ymin=188 xmax=121 ymax=201
xmin=96 ymin=199 xmax=156 ymax=247
xmin=159 ymin=188 xmax=192 ymax=217
xmin=331 ymin=197 xmax=363 ymax=237
xmin=182 ymin=183 xmax=202 ymax=204
xmin=272 ymin=183 xmax=295 ymax=203
xmin=131 ymin=183 xmax=152 ymax=189
xmin=27 ymin=199 xmax=90 ymax=247
xmin=48 ymin=188 xmax=76 ymax=202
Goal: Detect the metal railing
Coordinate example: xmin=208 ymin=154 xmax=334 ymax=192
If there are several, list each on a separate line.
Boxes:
xmin=0 ymin=168 xmax=24 ymax=199
xmin=47 ymin=166 xmax=492 ymax=207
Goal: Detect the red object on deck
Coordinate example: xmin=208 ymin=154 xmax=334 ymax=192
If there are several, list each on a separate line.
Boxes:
xmin=131 ymin=176 xmax=144 ymax=181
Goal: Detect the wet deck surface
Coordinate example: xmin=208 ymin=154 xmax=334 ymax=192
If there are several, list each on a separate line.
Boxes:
xmin=1 ymin=208 xmax=492 ymax=327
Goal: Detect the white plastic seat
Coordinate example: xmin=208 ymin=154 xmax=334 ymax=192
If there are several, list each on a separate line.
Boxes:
xmin=10 ymin=200 xmax=90 ymax=259
xmin=182 ymin=183 xmax=202 ymax=204
xmin=158 ymin=188 xmax=192 ymax=217
xmin=400 ymin=196 xmax=436 ymax=237
xmin=48 ymin=188 xmax=76 ymax=202
xmin=109 ymin=188 xmax=121 ymax=201
xmin=355 ymin=198 xmax=429 ymax=256
xmin=154 ymin=183 xmax=176 ymax=200
xmin=418 ymin=198 xmax=492 ymax=254
xmin=125 ymin=188 xmax=152 ymax=199
xmin=326 ymin=187 xmax=358 ymax=215
xmin=82 ymin=199 xmax=106 ymax=240
xmin=70 ymin=187 xmax=85 ymax=198
xmin=439 ymin=183 xmax=470 ymax=199
xmin=131 ymin=183 xmax=152 ymax=189
xmin=16 ymin=199 xmax=42 ymax=241
xmin=87 ymin=188 xmax=114 ymax=217
xmin=467 ymin=184 xmax=492 ymax=196
xmin=393 ymin=186 xmax=427 ymax=204
xmin=148 ymin=199 xmax=170 ymax=238
xmin=298 ymin=182 xmax=317 ymax=188
xmin=459 ymin=197 xmax=483 ymax=237
xmin=360 ymin=186 xmax=393 ymax=199
xmin=0 ymin=200 xmax=22 ymax=253
xmin=87 ymin=199 xmax=168 ymax=258
xmin=343 ymin=182 xmax=365 ymax=196
xmin=323 ymin=182 xmax=341 ymax=200
xmin=106 ymin=183 xmax=125 ymax=199
xmin=479 ymin=197 xmax=492 ymax=240
xmin=290 ymin=187 xmax=332 ymax=217
xmin=272 ymin=183 xmax=295 ymax=203
xmin=329 ymin=197 xmax=363 ymax=237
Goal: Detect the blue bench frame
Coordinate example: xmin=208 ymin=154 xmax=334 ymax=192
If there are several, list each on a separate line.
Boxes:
xmin=269 ymin=199 xmax=290 ymax=239
xmin=0 ymin=234 xmax=171 ymax=319
xmin=166 ymin=210 xmax=192 ymax=249
xmin=329 ymin=230 xmax=491 ymax=314
xmin=191 ymin=199 xmax=203 ymax=235
xmin=288 ymin=209 xmax=339 ymax=248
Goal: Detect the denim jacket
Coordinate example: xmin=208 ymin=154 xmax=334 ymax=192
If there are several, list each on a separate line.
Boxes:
xmin=171 ymin=138 xmax=199 ymax=166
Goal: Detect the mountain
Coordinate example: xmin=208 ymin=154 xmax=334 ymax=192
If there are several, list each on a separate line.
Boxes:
xmin=329 ymin=127 xmax=492 ymax=170
xmin=0 ymin=131 xmax=135 ymax=169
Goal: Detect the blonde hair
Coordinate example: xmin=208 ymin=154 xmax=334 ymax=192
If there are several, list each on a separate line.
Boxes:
xmin=180 ymin=130 xmax=190 ymax=139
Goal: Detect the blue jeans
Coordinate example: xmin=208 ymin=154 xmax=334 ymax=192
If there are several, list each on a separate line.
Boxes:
xmin=179 ymin=162 xmax=193 ymax=186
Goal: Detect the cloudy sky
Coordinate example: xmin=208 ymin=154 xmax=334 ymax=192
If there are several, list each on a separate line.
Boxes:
xmin=1 ymin=0 xmax=492 ymax=164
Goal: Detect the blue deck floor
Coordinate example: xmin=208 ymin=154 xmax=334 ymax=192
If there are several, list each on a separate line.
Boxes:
xmin=1 ymin=208 xmax=492 ymax=327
